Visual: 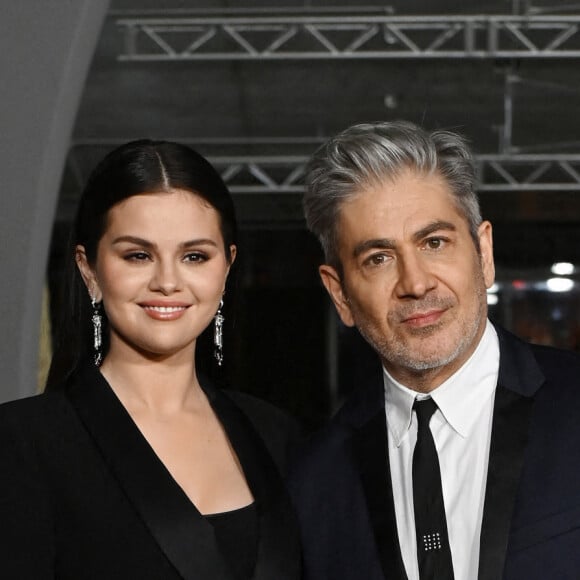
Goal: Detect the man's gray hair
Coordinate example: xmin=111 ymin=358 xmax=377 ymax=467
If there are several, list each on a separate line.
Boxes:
xmin=303 ymin=120 xmax=482 ymax=269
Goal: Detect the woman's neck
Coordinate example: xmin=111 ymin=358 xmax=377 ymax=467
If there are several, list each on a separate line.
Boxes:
xmin=99 ymin=349 xmax=204 ymax=418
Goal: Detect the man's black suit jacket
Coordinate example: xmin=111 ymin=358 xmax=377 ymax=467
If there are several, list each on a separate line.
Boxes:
xmin=288 ymin=325 xmax=580 ymax=580
xmin=0 ymin=363 xmax=301 ymax=579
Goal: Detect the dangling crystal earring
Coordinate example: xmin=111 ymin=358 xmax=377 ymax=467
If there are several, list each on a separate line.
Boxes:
xmin=91 ymin=297 xmax=103 ymax=366
xmin=213 ymin=298 xmax=225 ymax=366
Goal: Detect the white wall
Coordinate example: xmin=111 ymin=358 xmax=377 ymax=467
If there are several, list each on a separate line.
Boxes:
xmin=0 ymin=1 xmax=110 ymax=401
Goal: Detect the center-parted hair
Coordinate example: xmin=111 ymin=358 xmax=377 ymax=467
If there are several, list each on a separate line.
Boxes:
xmin=303 ymin=120 xmax=482 ymax=269
xmin=46 ymin=139 xmax=237 ymax=390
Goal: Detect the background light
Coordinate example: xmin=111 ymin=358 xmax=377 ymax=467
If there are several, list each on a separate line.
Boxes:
xmin=551 ymin=262 xmax=574 ymax=276
xmin=546 ymin=277 xmax=574 ymax=292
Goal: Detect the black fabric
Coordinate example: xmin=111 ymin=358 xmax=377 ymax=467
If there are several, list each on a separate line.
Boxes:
xmin=206 ymin=503 xmax=258 ymax=580
xmin=353 ymin=408 xmax=408 ymax=580
xmin=477 ymin=386 xmax=534 ymax=580
xmin=0 ymin=363 xmax=302 ymax=580
xmin=288 ymin=325 xmax=580 ymax=580
xmin=412 ymin=399 xmax=454 ymax=580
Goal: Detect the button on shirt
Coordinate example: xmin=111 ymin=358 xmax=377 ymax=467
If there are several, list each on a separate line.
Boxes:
xmin=384 ymin=320 xmax=500 ymax=580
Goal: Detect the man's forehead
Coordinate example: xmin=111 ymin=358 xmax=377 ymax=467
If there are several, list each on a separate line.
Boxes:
xmin=338 ymin=173 xmax=459 ymax=221
xmin=334 ymin=184 xmax=470 ymax=252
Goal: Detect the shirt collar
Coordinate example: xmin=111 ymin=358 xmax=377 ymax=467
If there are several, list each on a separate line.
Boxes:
xmin=384 ymin=320 xmax=500 ymax=446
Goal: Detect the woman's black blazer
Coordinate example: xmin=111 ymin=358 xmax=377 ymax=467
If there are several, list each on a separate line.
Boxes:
xmin=0 ymin=363 xmax=301 ymax=580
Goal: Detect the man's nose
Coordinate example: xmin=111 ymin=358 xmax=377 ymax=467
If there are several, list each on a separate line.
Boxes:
xmin=394 ymin=252 xmax=436 ymax=299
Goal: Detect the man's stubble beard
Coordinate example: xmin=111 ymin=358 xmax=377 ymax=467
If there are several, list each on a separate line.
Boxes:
xmin=355 ymin=274 xmax=488 ymax=375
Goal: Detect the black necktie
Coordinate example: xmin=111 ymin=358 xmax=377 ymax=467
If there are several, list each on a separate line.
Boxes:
xmin=412 ymin=398 xmax=455 ymax=580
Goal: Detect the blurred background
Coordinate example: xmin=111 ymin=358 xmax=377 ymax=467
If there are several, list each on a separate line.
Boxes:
xmin=22 ymin=0 xmax=580 ymax=426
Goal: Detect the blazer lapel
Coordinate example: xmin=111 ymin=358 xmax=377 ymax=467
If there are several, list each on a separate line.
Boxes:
xmin=348 ymin=368 xmax=408 ymax=580
xmin=353 ymin=408 xmax=408 ymax=580
xmin=202 ymin=379 xmax=301 ymax=580
xmin=67 ymin=364 xmax=234 ymax=580
xmin=478 ymin=327 xmax=544 ymax=580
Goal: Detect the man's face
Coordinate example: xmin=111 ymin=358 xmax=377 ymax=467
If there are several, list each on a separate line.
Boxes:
xmin=320 ymin=169 xmax=495 ymax=391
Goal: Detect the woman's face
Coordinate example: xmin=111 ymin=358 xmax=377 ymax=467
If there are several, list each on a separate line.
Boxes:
xmin=76 ymin=189 xmax=236 ymax=363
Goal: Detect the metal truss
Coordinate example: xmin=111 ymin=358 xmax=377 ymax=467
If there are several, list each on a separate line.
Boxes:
xmin=209 ymin=153 xmax=580 ymax=193
xmin=116 ymin=14 xmax=580 ymax=61
xmin=65 ymin=144 xmax=580 ymax=194
xmin=476 ymin=154 xmax=580 ymax=191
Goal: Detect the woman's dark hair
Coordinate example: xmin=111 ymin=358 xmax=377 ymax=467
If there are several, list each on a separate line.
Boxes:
xmin=45 ymin=139 xmax=238 ymax=390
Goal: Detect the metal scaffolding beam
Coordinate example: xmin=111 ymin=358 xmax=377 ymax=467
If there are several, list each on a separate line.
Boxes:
xmin=476 ymin=154 xmax=580 ymax=191
xmin=57 ymin=145 xmax=580 ymax=229
xmin=116 ymin=15 xmax=580 ymax=60
xmin=211 ymin=153 xmax=580 ymax=193
xmin=65 ymin=145 xmax=580 ymax=193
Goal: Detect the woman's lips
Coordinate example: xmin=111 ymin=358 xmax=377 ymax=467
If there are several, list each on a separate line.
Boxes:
xmin=140 ymin=303 xmax=189 ymax=321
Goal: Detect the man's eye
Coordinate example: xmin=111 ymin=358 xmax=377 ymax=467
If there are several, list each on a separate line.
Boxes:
xmin=364 ymin=253 xmax=389 ymax=266
xmin=425 ymin=238 xmax=444 ymax=250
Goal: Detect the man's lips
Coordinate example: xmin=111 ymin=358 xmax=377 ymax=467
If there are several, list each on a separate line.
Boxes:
xmin=400 ymin=309 xmax=445 ymax=327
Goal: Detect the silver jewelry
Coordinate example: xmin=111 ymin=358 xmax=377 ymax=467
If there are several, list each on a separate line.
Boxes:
xmin=213 ymin=299 xmax=224 ymax=366
xmin=91 ymin=297 xmax=103 ymax=366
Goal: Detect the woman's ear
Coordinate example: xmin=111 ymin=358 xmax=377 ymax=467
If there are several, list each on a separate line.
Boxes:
xmin=75 ymin=245 xmax=101 ymax=302
xmin=228 ymin=244 xmax=237 ymax=268
xmin=223 ymin=244 xmax=237 ymax=286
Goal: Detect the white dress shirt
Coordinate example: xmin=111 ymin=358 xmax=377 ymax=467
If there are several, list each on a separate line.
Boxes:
xmin=384 ymin=320 xmax=500 ymax=580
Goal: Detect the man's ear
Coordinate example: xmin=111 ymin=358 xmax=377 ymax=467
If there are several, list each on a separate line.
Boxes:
xmin=477 ymin=221 xmax=495 ymax=289
xmin=75 ymin=245 xmax=101 ymax=301
xmin=319 ymin=264 xmax=355 ymax=327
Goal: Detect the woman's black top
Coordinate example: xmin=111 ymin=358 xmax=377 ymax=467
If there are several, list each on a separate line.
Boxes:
xmin=206 ymin=502 xmax=258 ymax=580
xmin=0 ymin=363 xmax=301 ymax=579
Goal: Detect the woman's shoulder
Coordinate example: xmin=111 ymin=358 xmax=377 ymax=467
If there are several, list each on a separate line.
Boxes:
xmin=224 ymin=389 xmax=297 ymax=428
xmin=221 ymin=388 xmax=303 ymax=473
xmin=0 ymin=390 xmax=71 ymax=436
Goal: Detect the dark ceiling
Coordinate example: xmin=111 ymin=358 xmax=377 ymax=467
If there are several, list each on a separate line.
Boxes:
xmin=57 ymin=0 xmax=580 ymax=269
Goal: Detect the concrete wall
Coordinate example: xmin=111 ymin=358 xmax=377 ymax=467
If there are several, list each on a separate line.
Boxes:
xmin=0 ymin=1 xmax=110 ymax=402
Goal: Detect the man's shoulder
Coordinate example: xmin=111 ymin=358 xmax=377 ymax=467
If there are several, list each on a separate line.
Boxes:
xmin=290 ymin=377 xmax=385 ymax=480
xmin=528 ymin=340 xmax=580 ymax=372
xmin=519 ymin=335 xmax=580 ymax=391
xmin=495 ymin=323 xmax=580 ymax=393
xmin=529 ymin=343 xmax=580 ymax=414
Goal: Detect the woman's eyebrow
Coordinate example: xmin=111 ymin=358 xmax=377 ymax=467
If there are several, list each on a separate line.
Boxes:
xmin=111 ymin=236 xmax=218 ymax=249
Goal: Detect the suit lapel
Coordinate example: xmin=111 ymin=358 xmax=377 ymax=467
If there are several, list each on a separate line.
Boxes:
xmin=478 ymin=327 xmax=544 ymax=580
xmin=353 ymin=407 xmax=408 ymax=580
xmin=478 ymin=385 xmax=534 ymax=580
xmin=202 ymin=378 xmax=302 ymax=580
xmin=67 ymin=364 xmax=233 ymax=580
xmin=348 ymin=327 xmax=545 ymax=580
xmin=347 ymin=366 xmax=407 ymax=580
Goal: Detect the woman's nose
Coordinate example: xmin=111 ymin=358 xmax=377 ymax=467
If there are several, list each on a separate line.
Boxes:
xmin=150 ymin=261 xmax=182 ymax=295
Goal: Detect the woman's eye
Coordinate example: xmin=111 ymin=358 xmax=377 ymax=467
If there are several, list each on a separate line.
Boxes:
xmin=184 ymin=252 xmax=207 ymax=263
xmin=124 ymin=251 xmax=150 ymax=261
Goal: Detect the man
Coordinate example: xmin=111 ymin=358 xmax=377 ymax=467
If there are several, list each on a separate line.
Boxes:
xmin=288 ymin=121 xmax=580 ymax=580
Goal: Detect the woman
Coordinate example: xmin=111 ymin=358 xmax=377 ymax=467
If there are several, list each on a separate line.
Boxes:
xmin=0 ymin=140 xmax=301 ymax=579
